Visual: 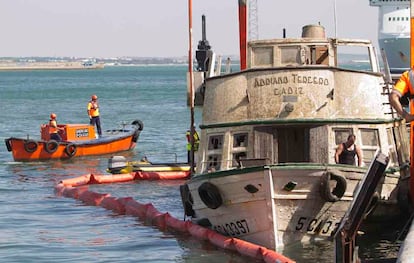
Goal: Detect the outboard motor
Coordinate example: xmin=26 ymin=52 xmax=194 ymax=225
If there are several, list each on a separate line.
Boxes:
xmin=108 ymin=155 xmax=128 ymax=174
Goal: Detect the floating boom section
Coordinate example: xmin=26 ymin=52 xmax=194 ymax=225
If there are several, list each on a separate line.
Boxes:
xmin=55 ymin=174 xmax=295 ymax=263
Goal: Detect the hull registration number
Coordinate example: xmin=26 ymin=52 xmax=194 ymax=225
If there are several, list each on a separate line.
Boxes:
xmin=295 ymin=216 xmax=340 ymax=236
xmin=212 ymin=219 xmax=250 ymax=237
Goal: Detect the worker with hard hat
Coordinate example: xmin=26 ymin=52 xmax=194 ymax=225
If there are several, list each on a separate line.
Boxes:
xmin=49 ymin=113 xmax=64 ymax=141
xmin=87 ymin=94 xmax=102 ymax=137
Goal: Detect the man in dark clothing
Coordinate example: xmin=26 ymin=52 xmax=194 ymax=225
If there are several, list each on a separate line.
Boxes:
xmin=334 ymin=134 xmax=362 ymax=166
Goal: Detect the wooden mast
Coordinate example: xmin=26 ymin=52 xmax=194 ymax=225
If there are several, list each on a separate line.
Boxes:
xmin=188 ymin=0 xmax=196 ymax=174
xmin=238 ymin=0 xmax=247 ymax=70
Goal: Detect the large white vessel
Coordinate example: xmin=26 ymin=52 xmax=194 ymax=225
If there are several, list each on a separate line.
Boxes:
xmin=369 ymin=0 xmax=410 ymax=74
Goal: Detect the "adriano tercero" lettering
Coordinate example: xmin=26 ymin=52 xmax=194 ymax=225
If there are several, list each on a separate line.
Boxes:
xmin=254 ymin=74 xmax=329 ymax=88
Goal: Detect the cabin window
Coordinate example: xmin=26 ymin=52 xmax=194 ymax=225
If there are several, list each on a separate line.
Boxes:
xmin=208 ymin=135 xmax=224 ymax=150
xmin=280 ymin=46 xmax=301 ymax=65
xmin=207 ymin=154 xmax=221 ymax=172
xmin=359 ymin=128 xmax=380 ymax=164
xmin=206 ymin=134 xmax=224 ymax=172
xmin=334 ymin=128 xmax=353 ymax=145
xmin=231 ymin=133 xmax=248 ymax=167
xmin=336 ymin=45 xmax=373 ymax=72
xmin=233 ymin=133 xmax=248 ymax=147
xmin=252 ymin=47 xmax=273 ymax=67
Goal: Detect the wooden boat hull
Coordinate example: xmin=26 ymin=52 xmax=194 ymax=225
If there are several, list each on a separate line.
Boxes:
xmin=5 ymin=121 xmax=143 ymax=161
xmin=182 ymin=164 xmax=388 ymax=249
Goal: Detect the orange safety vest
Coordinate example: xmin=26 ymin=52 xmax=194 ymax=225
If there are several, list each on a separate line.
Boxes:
xmin=49 ymin=119 xmax=58 ymax=134
xmin=87 ymin=100 xmax=100 ymax=117
xmin=186 ymin=130 xmax=200 ymax=151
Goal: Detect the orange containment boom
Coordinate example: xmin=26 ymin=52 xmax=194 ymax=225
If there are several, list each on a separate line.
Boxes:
xmin=55 ymin=175 xmax=295 ymax=263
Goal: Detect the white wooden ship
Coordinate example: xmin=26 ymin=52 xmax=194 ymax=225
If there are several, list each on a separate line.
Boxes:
xmin=179 ymin=24 xmax=410 ymax=250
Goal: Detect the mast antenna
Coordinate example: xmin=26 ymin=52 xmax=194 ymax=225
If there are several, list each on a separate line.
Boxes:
xmin=333 ymin=0 xmax=338 ymax=37
xmin=248 ymin=0 xmax=258 ymax=40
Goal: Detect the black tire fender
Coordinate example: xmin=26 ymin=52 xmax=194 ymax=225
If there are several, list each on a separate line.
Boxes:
xmin=180 ymin=184 xmax=195 ymax=217
xmin=65 ymin=143 xmax=77 ymax=157
xmin=24 ymin=140 xmax=38 ymax=153
xmin=320 ymin=171 xmax=347 ymax=202
xmin=44 ymin=140 xmax=59 ymax=153
xmin=131 ymin=120 xmax=144 ymax=131
xmin=5 ymin=139 xmax=12 ymax=152
xmin=198 ymin=182 xmax=223 ymax=209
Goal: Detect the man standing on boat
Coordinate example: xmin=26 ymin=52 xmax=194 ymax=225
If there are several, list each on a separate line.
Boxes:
xmin=186 ymin=128 xmax=200 ymax=163
xmin=334 ymin=134 xmax=362 ymax=166
xmin=87 ymin=94 xmax=102 ymax=138
xmin=389 ymin=70 xmax=414 ymax=122
xmin=49 ymin=113 xmax=64 ymax=141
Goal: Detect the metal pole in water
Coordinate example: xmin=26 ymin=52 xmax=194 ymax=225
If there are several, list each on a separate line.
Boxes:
xmin=238 ymin=0 xmax=247 ymax=70
xmin=188 ymin=0 xmax=196 ymax=175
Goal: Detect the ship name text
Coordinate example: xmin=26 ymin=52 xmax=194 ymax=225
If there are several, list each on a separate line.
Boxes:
xmin=253 ymin=74 xmax=329 ymax=96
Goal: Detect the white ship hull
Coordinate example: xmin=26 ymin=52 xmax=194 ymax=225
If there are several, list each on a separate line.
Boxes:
xmin=379 ymin=37 xmax=409 ymax=74
xmin=370 ymin=0 xmax=410 ymax=74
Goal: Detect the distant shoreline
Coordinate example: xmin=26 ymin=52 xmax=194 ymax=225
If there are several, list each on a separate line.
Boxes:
xmin=0 ymin=61 xmax=104 ymax=70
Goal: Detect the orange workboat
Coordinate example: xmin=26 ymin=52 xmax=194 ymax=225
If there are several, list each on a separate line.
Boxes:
xmin=5 ymin=120 xmax=143 ymax=162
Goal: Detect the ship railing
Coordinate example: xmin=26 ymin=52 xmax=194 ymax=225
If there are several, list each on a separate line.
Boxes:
xmin=200 ymin=157 xmax=271 ymax=173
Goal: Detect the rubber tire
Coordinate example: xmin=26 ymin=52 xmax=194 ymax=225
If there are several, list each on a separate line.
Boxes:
xmin=24 ymin=140 xmax=38 ymax=153
xmin=65 ymin=143 xmax=77 ymax=157
xmin=131 ymin=119 xmax=144 ymax=131
xmin=180 ymin=184 xmax=195 ymax=217
xmin=198 ymin=182 xmax=223 ymax=209
xmin=320 ymin=171 xmax=347 ymax=202
xmin=44 ymin=140 xmax=59 ymax=153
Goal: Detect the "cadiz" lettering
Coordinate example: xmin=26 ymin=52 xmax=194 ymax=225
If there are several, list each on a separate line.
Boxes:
xmin=274 ymin=87 xmax=303 ymax=96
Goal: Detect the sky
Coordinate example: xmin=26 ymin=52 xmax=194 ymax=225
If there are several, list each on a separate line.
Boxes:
xmin=0 ymin=0 xmax=379 ymax=58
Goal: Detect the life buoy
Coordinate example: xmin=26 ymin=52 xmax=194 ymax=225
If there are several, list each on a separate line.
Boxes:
xmin=65 ymin=143 xmax=77 ymax=157
xmin=131 ymin=120 xmax=144 ymax=131
xmin=320 ymin=171 xmax=347 ymax=202
xmin=180 ymin=184 xmax=195 ymax=217
xmin=44 ymin=140 xmax=59 ymax=153
xmin=198 ymin=182 xmax=223 ymax=209
xmin=24 ymin=140 xmax=38 ymax=153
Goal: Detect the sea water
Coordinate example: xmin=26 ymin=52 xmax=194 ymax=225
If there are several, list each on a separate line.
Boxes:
xmin=0 ymin=66 xmax=401 ymax=262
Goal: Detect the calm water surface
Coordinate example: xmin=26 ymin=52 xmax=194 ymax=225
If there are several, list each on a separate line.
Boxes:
xmin=0 ymin=66 xmax=402 ymax=262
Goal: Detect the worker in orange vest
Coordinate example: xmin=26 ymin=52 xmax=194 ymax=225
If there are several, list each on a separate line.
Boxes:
xmin=49 ymin=113 xmax=64 ymax=141
xmin=87 ymin=94 xmax=102 ymax=137
xmin=389 ymin=70 xmax=414 ymax=122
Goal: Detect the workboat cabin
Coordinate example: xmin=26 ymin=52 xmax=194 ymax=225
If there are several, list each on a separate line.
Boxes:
xmin=197 ymin=26 xmax=408 ymax=174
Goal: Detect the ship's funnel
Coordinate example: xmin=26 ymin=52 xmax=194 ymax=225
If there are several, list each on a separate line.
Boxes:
xmin=302 ymin=24 xmax=326 ymax=38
